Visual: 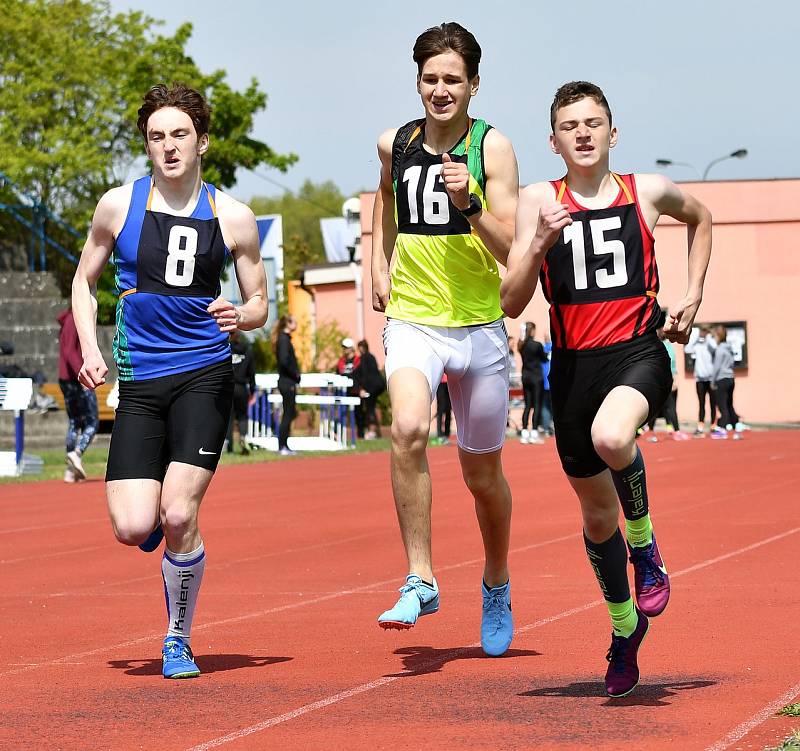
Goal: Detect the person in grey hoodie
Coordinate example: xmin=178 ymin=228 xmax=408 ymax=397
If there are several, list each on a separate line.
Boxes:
xmin=685 ymin=325 xmax=717 ymax=434
xmin=711 ymin=325 xmax=739 ymax=437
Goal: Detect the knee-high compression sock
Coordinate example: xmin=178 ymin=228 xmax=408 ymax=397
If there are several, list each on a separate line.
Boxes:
xmin=162 ymin=541 xmax=205 ymax=643
xmin=584 ymin=528 xmax=637 ymax=637
xmin=610 ymin=446 xmax=654 ymax=548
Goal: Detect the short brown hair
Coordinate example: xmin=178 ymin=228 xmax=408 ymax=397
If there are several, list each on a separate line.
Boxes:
xmin=137 ymin=83 xmax=211 ymax=139
xmin=550 ymin=81 xmax=612 ymax=131
xmin=413 ymin=22 xmax=481 ymax=79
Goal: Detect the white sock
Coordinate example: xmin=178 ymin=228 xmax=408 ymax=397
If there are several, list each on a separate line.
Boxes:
xmin=162 ymin=541 xmax=205 ymax=643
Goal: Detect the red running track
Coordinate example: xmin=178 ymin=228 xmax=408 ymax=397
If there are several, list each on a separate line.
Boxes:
xmin=1 ymin=432 xmax=799 ymax=750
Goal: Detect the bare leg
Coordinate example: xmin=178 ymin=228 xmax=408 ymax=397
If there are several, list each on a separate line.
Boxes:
xmin=159 ymin=461 xmax=214 ymax=553
xmin=568 ymin=471 xmax=620 ymax=544
xmin=107 ymin=478 xmax=162 ymax=546
xmin=389 ymin=368 xmax=436 ymax=582
xmin=591 ymin=386 xmax=649 ymax=471
xmin=458 ymin=447 xmax=511 ymax=587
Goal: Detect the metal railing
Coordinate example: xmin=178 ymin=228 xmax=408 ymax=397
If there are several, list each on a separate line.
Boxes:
xmin=0 ymin=170 xmax=82 ymax=270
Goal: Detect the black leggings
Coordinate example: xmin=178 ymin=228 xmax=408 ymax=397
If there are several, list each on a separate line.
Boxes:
xmin=648 ymin=389 xmax=679 ymax=431
xmin=696 ymin=380 xmax=717 ymax=425
xmin=522 ymin=377 xmax=544 ymax=431
xmin=226 ymin=383 xmax=250 ymax=449
xmin=278 ymin=378 xmax=297 ymax=450
xmin=715 ymin=378 xmax=738 ymax=429
xmin=436 ymin=381 xmax=451 ymax=438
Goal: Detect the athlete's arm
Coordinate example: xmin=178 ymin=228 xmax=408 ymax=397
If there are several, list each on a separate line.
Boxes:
xmin=442 ymin=129 xmax=519 ymax=265
xmin=500 ymin=182 xmax=571 ymax=318
xmin=212 ymin=195 xmax=268 ymax=333
xmin=638 ymin=173 xmax=712 ymax=344
xmin=371 ymin=129 xmax=397 ymax=313
xmin=71 ymin=186 xmax=128 ymax=389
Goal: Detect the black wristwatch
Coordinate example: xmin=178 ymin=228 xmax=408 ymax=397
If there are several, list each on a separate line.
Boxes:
xmin=459 ymin=193 xmax=483 ymax=217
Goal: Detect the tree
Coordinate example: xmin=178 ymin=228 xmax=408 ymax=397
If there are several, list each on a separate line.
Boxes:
xmin=250 ymin=180 xmax=347 ymax=286
xmin=0 ymin=0 xmax=297 ymax=299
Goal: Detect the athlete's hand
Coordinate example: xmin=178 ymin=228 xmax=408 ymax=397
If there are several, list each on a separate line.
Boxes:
xmin=372 ymin=269 xmax=391 ymax=312
xmin=208 ymin=296 xmax=241 ymax=333
xmin=441 ymin=153 xmax=470 ymax=211
xmin=663 ymin=296 xmax=701 ymax=344
xmin=78 ymin=351 xmax=108 ymax=390
xmin=531 ymin=202 xmax=572 ymax=255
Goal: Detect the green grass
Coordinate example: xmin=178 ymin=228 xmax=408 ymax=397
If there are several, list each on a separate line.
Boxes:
xmin=765 ymin=729 xmax=800 ymax=751
xmin=0 ymin=437 xmax=397 ymax=484
xmin=779 ymin=705 xmax=800 ymax=718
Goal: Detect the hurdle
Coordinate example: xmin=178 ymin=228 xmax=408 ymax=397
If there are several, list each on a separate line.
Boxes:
xmin=0 ymin=377 xmax=44 ymax=476
xmin=247 ymin=373 xmax=361 ymax=452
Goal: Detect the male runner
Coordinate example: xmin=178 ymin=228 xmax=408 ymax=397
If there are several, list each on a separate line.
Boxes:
xmin=501 ymin=81 xmax=711 ymax=694
xmin=72 ymin=83 xmax=267 ymax=678
xmin=372 ymin=22 xmax=519 ymax=656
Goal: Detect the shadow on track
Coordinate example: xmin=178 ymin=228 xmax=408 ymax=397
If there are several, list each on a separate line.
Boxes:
xmin=520 ymin=678 xmax=716 ymax=707
xmin=108 ymin=654 xmax=293 ymax=676
xmin=385 ymin=645 xmax=541 ymax=678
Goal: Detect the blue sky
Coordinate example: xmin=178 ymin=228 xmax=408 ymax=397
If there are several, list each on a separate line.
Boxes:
xmin=110 ymin=0 xmax=798 ymax=203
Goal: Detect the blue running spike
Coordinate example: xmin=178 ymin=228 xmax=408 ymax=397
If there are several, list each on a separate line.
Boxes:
xmin=378 ymin=575 xmax=439 ymax=629
xmin=481 ymin=580 xmax=513 ymax=657
xmin=162 ymin=636 xmax=200 ymax=679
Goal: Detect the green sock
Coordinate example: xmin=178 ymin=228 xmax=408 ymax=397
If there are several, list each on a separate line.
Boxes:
xmin=625 ymin=513 xmax=653 ymax=548
xmin=607 ymin=598 xmax=638 ymax=638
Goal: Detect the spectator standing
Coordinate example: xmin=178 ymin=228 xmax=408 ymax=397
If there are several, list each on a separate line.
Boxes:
xmin=227 ymin=330 xmax=256 ymax=454
xmin=356 ymin=340 xmax=386 ymax=439
xmin=685 ymin=325 xmax=718 ymax=435
xmin=57 ymin=307 xmax=99 ymax=482
xmin=711 ymin=325 xmax=741 ymax=440
xmin=435 ymin=375 xmax=452 ymax=445
xmin=337 ymin=337 xmax=363 ymax=438
xmin=644 ymin=315 xmax=689 ymax=441
xmin=540 ymin=334 xmax=554 ymax=435
xmin=517 ymin=322 xmax=547 ymax=444
xmin=274 ymin=315 xmax=301 ymax=455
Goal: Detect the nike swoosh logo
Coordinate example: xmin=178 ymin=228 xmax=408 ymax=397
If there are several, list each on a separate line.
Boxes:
xmin=198 ymin=448 xmax=216 ymax=455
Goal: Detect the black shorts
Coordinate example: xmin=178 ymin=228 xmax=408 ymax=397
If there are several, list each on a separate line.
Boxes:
xmin=106 ymin=359 xmax=234 ymax=481
xmin=550 ymin=334 xmax=671 ymax=478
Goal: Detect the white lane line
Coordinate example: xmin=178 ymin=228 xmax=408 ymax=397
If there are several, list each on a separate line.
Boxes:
xmin=0 ymin=545 xmax=109 ymax=566
xmin=19 ymin=473 xmax=797 ymax=598
xmin=670 ymin=527 xmax=800 ymax=581
xmin=0 ymin=517 xmax=107 ymax=535
xmin=184 ymin=527 xmax=800 ymax=751
xmin=185 ymin=678 xmax=398 ymax=751
xmin=0 ymin=531 xmax=577 ymax=678
xmin=42 ymin=532 xmax=386 ymax=598
xmin=704 ymin=680 xmax=800 ymax=751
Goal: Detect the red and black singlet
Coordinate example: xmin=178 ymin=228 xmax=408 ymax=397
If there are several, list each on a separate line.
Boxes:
xmin=539 ymin=173 xmax=661 ymax=351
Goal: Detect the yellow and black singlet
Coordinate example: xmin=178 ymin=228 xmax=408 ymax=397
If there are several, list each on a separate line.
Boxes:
xmin=385 ymin=117 xmax=502 ymax=327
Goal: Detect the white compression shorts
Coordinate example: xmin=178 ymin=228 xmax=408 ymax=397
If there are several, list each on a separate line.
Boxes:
xmin=383 ymin=318 xmax=510 ymax=454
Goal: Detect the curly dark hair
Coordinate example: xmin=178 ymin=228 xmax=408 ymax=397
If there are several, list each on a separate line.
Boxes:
xmin=136 ymin=83 xmax=211 ymax=139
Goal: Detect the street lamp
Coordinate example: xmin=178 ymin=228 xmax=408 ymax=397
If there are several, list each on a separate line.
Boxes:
xmin=701 ymin=149 xmax=748 ymax=180
xmin=655 ymin=159 xmax=701 ymax=179
xmin=655 ymin=149 xmax=748 ymax=181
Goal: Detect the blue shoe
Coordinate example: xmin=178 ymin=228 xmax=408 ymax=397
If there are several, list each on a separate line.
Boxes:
xmin=378 ymin=575 xmax=439 ymax=630
xmin=481 ymin=580 xmax=513 ymax=656
xmin=138 ymin=522 xmax=164 ymax=552
xmin=162 ymin=636 xmax=200 ymax=679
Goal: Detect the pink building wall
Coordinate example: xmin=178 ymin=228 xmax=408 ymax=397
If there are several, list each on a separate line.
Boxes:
xmin=351 ymin=179 xmax=800 ymax=424
xmin=313 ymin=281 xmax=361 ymax=343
